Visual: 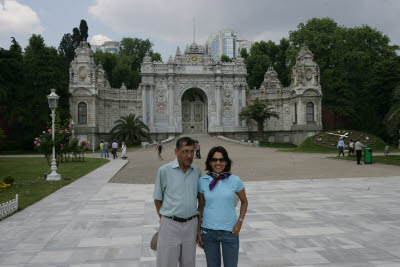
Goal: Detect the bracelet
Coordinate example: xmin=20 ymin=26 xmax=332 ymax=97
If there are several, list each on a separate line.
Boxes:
xmin=238 ymin=218 xmax=244 ymax=222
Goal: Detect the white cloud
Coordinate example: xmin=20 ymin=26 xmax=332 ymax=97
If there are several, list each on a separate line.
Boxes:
xmin=0 ymin=0 xmax=43 ymax=33
xmin=90 ymin=34 xmax=112 ymax=45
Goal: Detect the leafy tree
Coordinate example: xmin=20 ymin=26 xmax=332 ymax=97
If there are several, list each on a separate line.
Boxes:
xmin=110 ymin=114 xmax=150 ymax=144
xmin=289 ymin=17 xmax=399 ymax=139
xmin=120 ymin=37 xmax=152 ymax=59
xmin=221 ymin=54 xmax=232 ymax=62
xmin=23 ymin=34 xmax=69 ymax=146
xmin=239 ymin=48 xmax=249 ymax=59
xmin=384 ymin=85 xmax=400 ymax=145
xmin=58 ymin=33 xmax=75 ymax=66
xmin=59 ymin=19 xmax=89 ymax=66
xmin=94 ymin=37 xmax=162 ymax=89
xmin=239 ymin=98 xmax=279 ymax=141
xmin=244 ymin=39 xmax=292 ymax=89
xmin=0 ymin=128 xmax=5 ymax=149
xmin=151 ymin=53 xmax=162 ymax=62
xmin=79 ymin=20 xmax=89 ymax=42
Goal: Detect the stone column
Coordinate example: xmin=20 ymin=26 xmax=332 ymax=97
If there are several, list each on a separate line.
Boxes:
xmin=142 ymin=85 xmax=147 ymax=125
xmin=216 ymin=84 xmax=222 ymax=127
xmin=234 ymin=85 xmax=240 ymax=127
xmin=241 ymin=86 xmax=247 ymax=127
xmin=168 ymin=83 xmax=175 ymax=132
xmin=149 ymin=85 xmax=155 ymax=127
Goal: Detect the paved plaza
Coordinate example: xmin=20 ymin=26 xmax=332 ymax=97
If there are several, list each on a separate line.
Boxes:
xmin=1 ymin=135 xmax=400 ymax=266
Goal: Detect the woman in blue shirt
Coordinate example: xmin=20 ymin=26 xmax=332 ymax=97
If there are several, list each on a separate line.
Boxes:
xmin=197 ymin=146 xmax=248 ymax=267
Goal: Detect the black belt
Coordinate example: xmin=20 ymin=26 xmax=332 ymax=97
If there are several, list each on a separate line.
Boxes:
xmin=165 ymin=215 xmax=197 ymax=223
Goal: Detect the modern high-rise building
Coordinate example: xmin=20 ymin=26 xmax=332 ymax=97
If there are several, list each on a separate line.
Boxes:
xmin=91 ymin=41 xmax=120 ymax=54
xmin=237 ymin=40 xmax=254 ymax=54
xmin=205 ymin=30 xmax=237 ymax=60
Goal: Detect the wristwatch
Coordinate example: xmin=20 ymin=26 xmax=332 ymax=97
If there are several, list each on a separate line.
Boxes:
xmin=238 ymin=218 xmax=244 ymax=222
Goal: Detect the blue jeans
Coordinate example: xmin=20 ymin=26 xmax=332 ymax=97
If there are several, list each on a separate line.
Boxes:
xmin=201 ymin=228 xmax=239 ymax=267
xmin=100 ymin=149 xmax=104 ymax=158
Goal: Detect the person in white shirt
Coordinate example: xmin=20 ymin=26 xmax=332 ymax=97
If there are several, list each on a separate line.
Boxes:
xmin=355 ymin=140 xmax=366 ymax=165
xmin=112 ymin=141 xmax=118 ymax=159
xmin=337 ymin=137 xmax=345 ymax=157
xmin=348 ymin=139 xmax=355 ymax=156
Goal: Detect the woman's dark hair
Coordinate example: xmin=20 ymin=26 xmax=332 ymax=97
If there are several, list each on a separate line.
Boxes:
xmin=205 ymin=146 xmax=232 ymax=173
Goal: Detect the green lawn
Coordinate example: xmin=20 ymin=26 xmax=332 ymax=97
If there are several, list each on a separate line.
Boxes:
xmin=0 ymin=157 xmax=108 ymax=210
xmin=279 ymin=136 xmax=399 ymax=154
xmin=331 ymin=155 xmax=400 ymax=166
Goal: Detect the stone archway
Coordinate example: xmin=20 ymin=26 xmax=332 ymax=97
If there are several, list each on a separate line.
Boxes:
xmin=181 ymin=88 xmax=208 ymax=134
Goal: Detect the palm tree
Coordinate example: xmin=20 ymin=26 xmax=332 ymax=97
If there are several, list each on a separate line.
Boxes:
xmin=239 ymin=98 xmax=279 ymax=141
xmin=109 ymin=114 xmax=151 ymax=145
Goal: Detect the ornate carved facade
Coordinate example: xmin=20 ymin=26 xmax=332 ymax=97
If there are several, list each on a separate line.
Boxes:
xmin=69 ymin=42 xmax=322 ymax=145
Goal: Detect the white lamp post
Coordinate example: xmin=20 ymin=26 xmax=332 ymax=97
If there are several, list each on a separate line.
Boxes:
xmin=70 ymin=120 xmax=75 ymax=139
xmin=46 ymin=89 xmax=62 ymax=181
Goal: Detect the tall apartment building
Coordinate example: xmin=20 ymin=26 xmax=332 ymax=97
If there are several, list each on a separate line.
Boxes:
xmin=91 ymin=41 xmax=120 ymax=54
xmin=205 ymin=30 xmax=237 ymax=60
xmin=237 ymin=40 xmax=254 ymax=54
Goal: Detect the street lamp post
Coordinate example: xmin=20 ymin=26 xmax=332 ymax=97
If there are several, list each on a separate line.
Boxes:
xmin=46 ymin=89 xmax=62 ymax=181
xmin=92 ymin=126 xmax=95 ymax=153
xmin=70 ymin=120 xmax=75 ymax=139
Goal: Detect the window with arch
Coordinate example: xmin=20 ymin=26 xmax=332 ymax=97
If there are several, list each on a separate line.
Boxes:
xmin=306 ymin=102 xmax=314 ymax=122
xmin=78 ymin=102 xmax=87 ymax=124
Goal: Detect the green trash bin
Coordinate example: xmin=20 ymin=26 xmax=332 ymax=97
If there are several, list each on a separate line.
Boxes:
xmin=364 ymin=148 xmax=372 ymax=164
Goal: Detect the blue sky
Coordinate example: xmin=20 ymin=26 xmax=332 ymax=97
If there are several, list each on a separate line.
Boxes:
xmin=1 ymin=0 xmax=400 ymax=61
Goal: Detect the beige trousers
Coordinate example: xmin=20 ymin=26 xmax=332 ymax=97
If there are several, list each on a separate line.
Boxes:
xmin=156 ymin=216 xmax=198 ymax=267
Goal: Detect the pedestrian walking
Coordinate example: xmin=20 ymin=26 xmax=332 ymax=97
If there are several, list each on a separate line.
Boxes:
xmin=103 ymin=140 xmax=110 ymax=158
xmin=153 ymin=137 xmax=202 ymax=267
xmin=348 ymin=139 xmax=355 ymax=156
xmin=112 ymin=140 xmax=118 ymax=159
xmin=121 ymin=141 xmax=127 ymax=159
xmin=100 ymin=140 xmax=104 ymax=158
xmin=155 ymin=141 xmax=164 ymax=161
xmin=384 ymin=145 xmax=390 ymax=158
xmin=355 ymin=139 xmax=366 ymax=165
xmin=337 ymin=137 xmax=345 ymax=157
xmin=195 ymin=140 xmax=201 ymax=159
xmin=197 ymin=146 xmax=248 ymax=267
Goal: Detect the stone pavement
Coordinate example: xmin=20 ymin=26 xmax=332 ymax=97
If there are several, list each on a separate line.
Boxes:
xmin=1 ymin=135 xmax=400 ymax=266
xmin=110 ymin=135 xmax=400 ymax=184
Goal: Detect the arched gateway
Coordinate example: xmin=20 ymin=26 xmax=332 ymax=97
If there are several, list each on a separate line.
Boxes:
xmin=69 ymin=41 xmax=322 ymax=145
xmin=181 ymin=88 xmax=208 ymax=134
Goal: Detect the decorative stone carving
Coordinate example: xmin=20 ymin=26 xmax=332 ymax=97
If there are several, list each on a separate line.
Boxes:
xmin=156 ymin=86 xmax=168 ymax=113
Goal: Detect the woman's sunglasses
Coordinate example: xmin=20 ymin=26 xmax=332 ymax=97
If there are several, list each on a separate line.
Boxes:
xmin=210 ymin=158 xmax=226 ymax=163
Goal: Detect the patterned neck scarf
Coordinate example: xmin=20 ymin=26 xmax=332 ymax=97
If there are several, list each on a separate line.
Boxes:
xmin=208 ymin=172 xmax=231 ymax=191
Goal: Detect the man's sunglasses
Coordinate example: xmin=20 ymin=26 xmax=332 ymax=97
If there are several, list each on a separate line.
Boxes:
xmin=210 ymin=158 xmax=226 ymax=163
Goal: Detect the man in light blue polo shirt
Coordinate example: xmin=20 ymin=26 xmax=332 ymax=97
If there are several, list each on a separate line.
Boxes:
xmin=153 ymin=137 xmax=202 ymax=267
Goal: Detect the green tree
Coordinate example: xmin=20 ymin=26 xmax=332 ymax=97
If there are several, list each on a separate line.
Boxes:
xmin=244 ymin=39 xmax=292 ymax=89
xmin=239 ymin=48 xmax=249 ymax=59
xmin=109 ymin=114 xmax=150 ymax=144
xmin=221 ymin=54 xmax=232 ymax=62
xmin=23 ymin=34 xmax=69 ymax=147
xmin=93 ymin=50 xmax=118 ymax=84
xmin=59 ymin=20 xmax=89 ymax=66
xmin=384 ymin=85 xmax=400 ymax=145
xmin=94 ymin=37 xmax=162 ymax=89
xmin=58 ymin=33 xmax=75 ymax=66
xmin=239 ymin=98 xmax=279 ymax=141
xmin=120 ymin=37 xmax=153 ymax=60
xmin=289 ymin=17 xmax=399 ymax=137
xmin=79 ymin=20 xmax=89 ymax=42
